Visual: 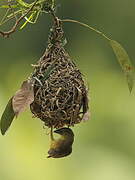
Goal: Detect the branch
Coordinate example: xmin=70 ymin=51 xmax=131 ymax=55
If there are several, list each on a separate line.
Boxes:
xmin=0 ymin=0 xmax=38 ymax=38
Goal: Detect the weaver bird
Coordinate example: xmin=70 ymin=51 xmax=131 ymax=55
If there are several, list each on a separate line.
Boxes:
xmin=47 ymin=127 xmax=74 ymax=158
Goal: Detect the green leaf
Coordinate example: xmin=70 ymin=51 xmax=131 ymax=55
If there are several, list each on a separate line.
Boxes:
xmin=110 ymin=40 xmax=134 ymax=92
xmin=0 ymin=98 xmax=15 ymax=135
xmin=20 ymin=12 xmax=35 ymax=29
xmin=7 ymin=10 xmax=22 ymax=18
xmin=16 ymin=0 xmax=30 ymax=8
xmin=0 ymin=5 xmax=19 ymax=9
xmin=20 ymin=11 xmax=40 ymax=29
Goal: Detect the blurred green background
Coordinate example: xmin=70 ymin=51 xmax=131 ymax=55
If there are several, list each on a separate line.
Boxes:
xmin=0 ymin=0 xmax=135 ymax=180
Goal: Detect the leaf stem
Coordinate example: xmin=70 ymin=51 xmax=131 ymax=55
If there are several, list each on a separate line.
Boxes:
xmin=61 ymin=19 xmax=111 ymax=41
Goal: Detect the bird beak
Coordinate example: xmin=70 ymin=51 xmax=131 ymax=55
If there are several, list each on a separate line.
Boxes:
xmin=54 ymin=129 xmax=61 ymax=134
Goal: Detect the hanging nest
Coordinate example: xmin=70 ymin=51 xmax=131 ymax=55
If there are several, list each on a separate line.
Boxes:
xmin=30 ymin=18 xmax=89 ymax=129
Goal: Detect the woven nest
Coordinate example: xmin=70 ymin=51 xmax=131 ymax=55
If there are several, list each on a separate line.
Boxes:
xmin=30 ymin=19 xmax=89 ymax=129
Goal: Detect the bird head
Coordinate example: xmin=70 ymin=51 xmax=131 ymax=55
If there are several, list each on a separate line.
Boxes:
xmin=54 ymin=127 xmax=74 ymax=138
xmin=54 ymin=127 xmax=74 ymax=146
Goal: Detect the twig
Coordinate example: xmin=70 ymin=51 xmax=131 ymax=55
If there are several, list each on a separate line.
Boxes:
xmin=61 ymin=19 xmax=111 ymax=41
xmin=49 ymin=8 xmax=60 ymax=27
xmin=0 ymin=0 xmax=38 ymax=38
xmin=0 ymin=10 xmax=24 ymax=26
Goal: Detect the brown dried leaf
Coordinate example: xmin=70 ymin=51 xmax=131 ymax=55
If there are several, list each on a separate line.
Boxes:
xmin=110 ymin=40 xmax=134 ymax=92
xmin=12 ymin=80 xmax=34 ymax=116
